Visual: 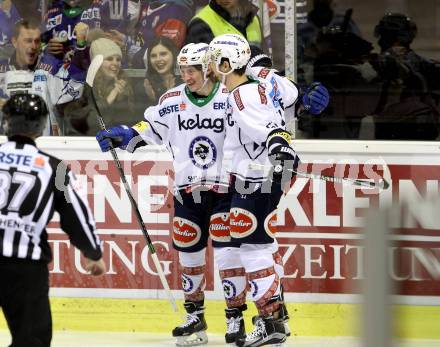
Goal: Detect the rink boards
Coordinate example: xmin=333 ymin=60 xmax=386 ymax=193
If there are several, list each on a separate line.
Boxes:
xmin=1 ymin=137 xmax=440 ymax=338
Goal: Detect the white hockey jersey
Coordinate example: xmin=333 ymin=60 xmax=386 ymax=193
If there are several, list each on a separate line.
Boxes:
xmin=225 ymin=77 xmax=292 ymax=182
xmin=134 ymin=82 xmax=230 ymax=190
xmin=246 ymin=66 xmax=300 ymax=134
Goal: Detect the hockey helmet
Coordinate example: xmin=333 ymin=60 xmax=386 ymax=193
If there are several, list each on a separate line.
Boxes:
xmin=2 ymin=93 xmax=48 ymax=136
xmin=374 ymin=13 xmax=417 ymax=49
xmin=177 ymin=43 xmax=210 ymax=72
xmin=208 ymin=34 xmax=251 ymax=75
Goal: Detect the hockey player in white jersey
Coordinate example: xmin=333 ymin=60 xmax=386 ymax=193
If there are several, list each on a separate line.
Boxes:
xmin=208 ymin=33 xmax=301 ymax=347
xmin=96 ymin=42 xmax=248 ymax=346
xmin=245 ymin=46 xmax=330 ymax=342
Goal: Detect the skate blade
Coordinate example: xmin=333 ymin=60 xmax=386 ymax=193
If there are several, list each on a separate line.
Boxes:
xmin=283 ymin=321 xmax=291 ymax=337
xmin=267 ymin=336 xmax=287 ymax=347
xmin=262 ymin=333 xmax=287 ymax=347
xmin=175 ymin=331 xmax=208 ymax=346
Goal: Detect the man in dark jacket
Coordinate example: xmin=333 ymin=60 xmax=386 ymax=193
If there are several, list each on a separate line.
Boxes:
xmin=372 ymin=13 xmax=440 ymax=140
xmin=185 ymin=0 xmax=263 ymax=48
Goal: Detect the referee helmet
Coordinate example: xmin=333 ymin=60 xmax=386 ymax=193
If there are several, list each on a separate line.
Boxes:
xmin=2 ymin=93 xmax=48 ymax=136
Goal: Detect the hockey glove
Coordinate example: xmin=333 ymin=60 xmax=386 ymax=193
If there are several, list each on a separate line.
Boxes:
xmin=96 ymin=125 xmax=136 ymax=152
xmin=267 ymin=130 xmax=300 ymax=178
xmin=301 ymin=82 xmax=330 ymax=115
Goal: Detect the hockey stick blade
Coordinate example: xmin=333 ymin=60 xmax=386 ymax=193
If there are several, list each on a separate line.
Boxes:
xmin=86 ymin=54 xmax=104 ymax=87
xmin=250 ymin=163 xmax=389 ymax=190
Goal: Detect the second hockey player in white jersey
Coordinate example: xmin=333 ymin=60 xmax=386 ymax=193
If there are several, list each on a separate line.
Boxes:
xmin=96 ymin=42 xmax=249 ymax=346
xmin=208 ymin=34 xmax=300 ymax=347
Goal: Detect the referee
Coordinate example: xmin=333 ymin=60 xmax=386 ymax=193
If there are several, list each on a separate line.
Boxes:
xmin=0 ymin=93 xmax=106 ymax=347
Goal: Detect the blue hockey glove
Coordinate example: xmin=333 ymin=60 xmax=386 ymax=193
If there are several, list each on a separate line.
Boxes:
xmin=301 ymin=82 xmax=330 ymax=115
xmin=96 ymin=125 xmax=136 ymax=152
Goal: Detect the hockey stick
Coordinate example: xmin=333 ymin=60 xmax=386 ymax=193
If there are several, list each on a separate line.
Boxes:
xmin=86 ymin=55 xmax=178 ymax=312
xmin=249 ymin=162 xmax=390 ymax=190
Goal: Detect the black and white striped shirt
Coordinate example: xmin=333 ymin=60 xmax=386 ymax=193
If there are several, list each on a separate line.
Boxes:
xmin=0 ymin=135 xmax=102 ymax=263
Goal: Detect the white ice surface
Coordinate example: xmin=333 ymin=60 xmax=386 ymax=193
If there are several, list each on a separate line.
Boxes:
xmin=0 ymin=331 xmax=439 ymax=347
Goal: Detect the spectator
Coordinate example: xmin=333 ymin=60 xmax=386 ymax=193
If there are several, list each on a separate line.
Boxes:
xmin=185 ymin=0 xmax=263 ymax=49
xmin=371 ymin=13 xmax=440 ymax=140
xmin=66 ymin=37 xmax=138 ymax=135
xmin=42 ymin=0 xmax=88 ymax=61
xmin=81 ymin=0 xmax=141 ymax=60
xmin=303 ymin=27 xmax=381 ymax=139
xmin=298 ymin=0 xmax=361 ymax=76
xmin=0 ymin=20 xmax=87 ymax=135
xmin=42 ymin=0 xmax=129 ymax=62
xmin=129 ymin=0 xmax=193 ymax=68
xmin=81 ymin=0 xmax=134 ymax=34
xmin=250 ymin=0 xmax=272 ymax=55
xmin=0 ymin=0 xmax=21 ymax=59
xmin=143 ymin=36 xmax=182 ymax=106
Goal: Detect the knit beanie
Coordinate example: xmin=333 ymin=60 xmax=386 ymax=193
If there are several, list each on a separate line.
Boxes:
xmin=90 ymin=38 xmax=122 ymax=60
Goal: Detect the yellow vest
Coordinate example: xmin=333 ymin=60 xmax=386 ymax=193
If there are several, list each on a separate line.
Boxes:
xmin=193 ymin=5 xmax=262 ymax=45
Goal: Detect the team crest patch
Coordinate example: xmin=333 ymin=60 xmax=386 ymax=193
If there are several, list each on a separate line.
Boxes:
xmin=189 ymin=136 xmax=217 ymax=169
xmin=182 ymin=274 xmax=194 ymax=293
xmin=222 ymin=279 xmax=237 ymax=299
xmin=173 ymin=217 xmax=201 ymax=248
xmin=230 ymin=208 xmax=257 ymax=238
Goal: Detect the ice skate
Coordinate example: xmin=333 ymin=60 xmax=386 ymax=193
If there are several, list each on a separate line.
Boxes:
xmin=236 ymin=315 xmax=286 ymax=347
xmin=225 ymin=304 xmax=247 ymax=344
xmin=172 ymin=301 xmax=208 ymax=346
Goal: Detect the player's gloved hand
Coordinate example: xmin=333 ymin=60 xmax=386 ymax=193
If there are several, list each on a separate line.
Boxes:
xmin=96 ymin=125 xmax=136 ymax=152
xmin=269 ymin=146 xmax=300 ymax=176
xmin=301 ymin=82 xmax=330 ymax=115
xmin=267 ymin=130 xmax=300 ymax=180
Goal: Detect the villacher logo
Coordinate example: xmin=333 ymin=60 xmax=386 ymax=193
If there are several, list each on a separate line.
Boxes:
xmin=230 ymin=208 xmax=257 ymax=238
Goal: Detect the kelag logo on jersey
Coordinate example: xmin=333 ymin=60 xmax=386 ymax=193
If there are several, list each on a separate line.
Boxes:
xmin=178 ymin=114 xmax=224 ymax=133
xmin=189 ymin=136 xmax=217 ymax=169
xmin=159 ymin=104 xmax=179 ymax=117
xmin=52 ymin=25 xmax=76 ymax=42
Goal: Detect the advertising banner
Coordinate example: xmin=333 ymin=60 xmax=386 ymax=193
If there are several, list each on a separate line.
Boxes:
xmin=39 ymin=138 xmax=440 ymax=304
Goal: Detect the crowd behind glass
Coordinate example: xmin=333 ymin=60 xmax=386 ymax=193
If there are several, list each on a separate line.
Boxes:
xmin=1 ymin=0 xmax=439 ymax=140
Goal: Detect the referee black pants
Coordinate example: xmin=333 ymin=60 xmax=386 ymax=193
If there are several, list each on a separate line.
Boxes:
xmin=0 ymin=258 xmax=52 ymax=347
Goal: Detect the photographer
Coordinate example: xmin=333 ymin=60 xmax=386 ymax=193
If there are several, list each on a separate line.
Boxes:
xmin=371 ymin=13 xmax=440 ymax=140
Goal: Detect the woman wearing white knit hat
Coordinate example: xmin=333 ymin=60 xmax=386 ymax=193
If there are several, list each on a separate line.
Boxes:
xmin=67 ymin=38 xmax=138 ymax=135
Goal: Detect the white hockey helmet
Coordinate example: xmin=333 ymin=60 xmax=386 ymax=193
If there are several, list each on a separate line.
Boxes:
xmin=177 ymin=43 xmax=210 ymax=72
xmin=208 ymin=34 xmax=251 ymax=75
